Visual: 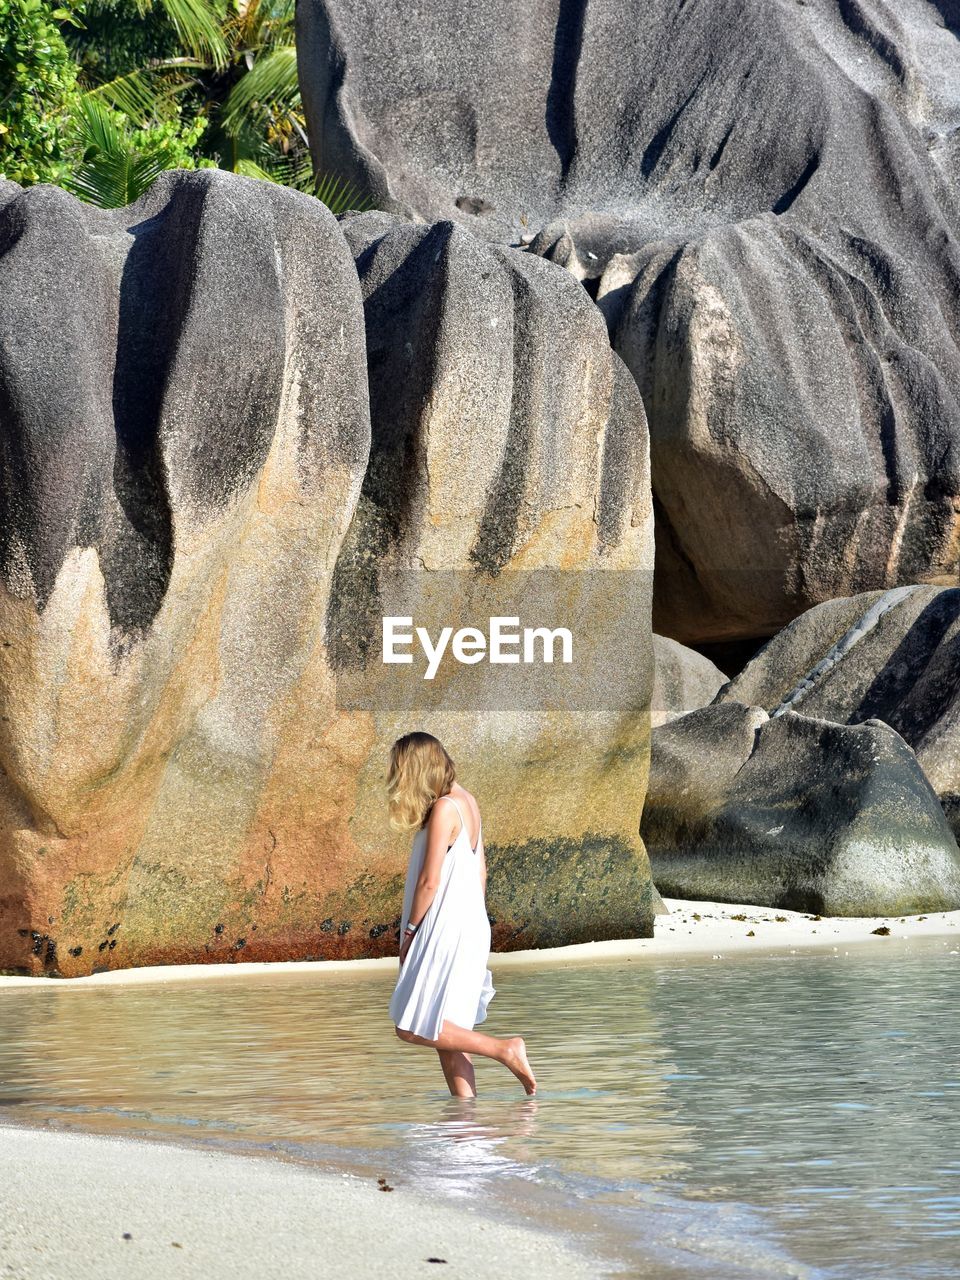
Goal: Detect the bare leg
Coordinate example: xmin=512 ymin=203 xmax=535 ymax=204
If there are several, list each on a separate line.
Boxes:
xmin=437 ymin=1049 xmax=476 ymax=1098
xmin=396 ymin=1020 xmax=536 ymax=1095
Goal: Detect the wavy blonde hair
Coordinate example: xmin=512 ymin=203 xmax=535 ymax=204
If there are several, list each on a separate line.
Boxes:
xmin=387 ymin=732 xmax=456 ymax=832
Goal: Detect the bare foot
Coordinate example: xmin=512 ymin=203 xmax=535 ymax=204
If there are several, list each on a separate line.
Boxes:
xmin=503 ymin=1036 xmax=537 ymax=1095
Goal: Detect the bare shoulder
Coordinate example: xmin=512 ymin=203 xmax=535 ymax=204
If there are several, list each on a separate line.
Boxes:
xmin=428 ymin=792 xmax=460 ymax=834
xmin=450 ymin=781 xmax=479 ymax=810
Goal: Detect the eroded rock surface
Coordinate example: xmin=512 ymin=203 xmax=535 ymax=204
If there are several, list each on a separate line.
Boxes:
xmin=334 ymin=210 xmax=660 ymax=950
xmin=297 ymin=0 xmax=960 ymax=642
xmin=719 ymin=585 xmax=960 ymax=834
xmin=0 ymin=170 xmax=370 ymax=976
xmin=0 ymin=178 xmax=658 ymax=975
xmin=643 ymin=584 xmax=960 ymax=912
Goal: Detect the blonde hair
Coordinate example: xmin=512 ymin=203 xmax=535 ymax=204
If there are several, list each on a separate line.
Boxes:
xmin=387 ymin=732 xmax=456 ymax=832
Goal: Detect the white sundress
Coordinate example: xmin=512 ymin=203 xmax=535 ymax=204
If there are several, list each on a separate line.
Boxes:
xmin=389 ymin=796 xmax=495 ymax=1041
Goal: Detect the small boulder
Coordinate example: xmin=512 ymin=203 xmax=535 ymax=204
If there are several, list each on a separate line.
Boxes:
xmin=720 ymin=586 xmax=960 ymax=836
xmin=651 ymin=635 xmax=727 ymax=727
xmin=643 ymin=702 xmax=769 ymax=850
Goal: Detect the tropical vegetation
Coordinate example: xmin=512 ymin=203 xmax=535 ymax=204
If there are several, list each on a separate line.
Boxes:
xmin=0 ymin=0 xmax=372 ymax=210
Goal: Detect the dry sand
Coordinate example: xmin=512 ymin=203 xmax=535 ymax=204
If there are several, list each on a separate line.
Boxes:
xmin=0 ymin=1124 xmax=598 ymax=1280
xmin=1 ymin=897 xmax=957 ymax=988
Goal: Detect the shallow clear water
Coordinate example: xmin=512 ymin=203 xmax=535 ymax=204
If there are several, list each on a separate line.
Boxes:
xmin=1 ymin=941 xmax=958 ymax=1278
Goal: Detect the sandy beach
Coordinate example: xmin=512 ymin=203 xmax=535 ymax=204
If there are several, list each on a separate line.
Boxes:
xmin=0 ymin=1124 xmax=598 ymax=1280
xmin=1 ymin=896 xmax=957 ymax=988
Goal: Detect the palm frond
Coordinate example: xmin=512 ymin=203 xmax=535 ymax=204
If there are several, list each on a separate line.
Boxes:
xmin=268 ymin=154 xmax=314 ymax=186
xmin=310 ymin=170 xmax=375 ymax=214
xmin=158 ymin=0 xmax=229 ymax=70
xmin=65 ymin=99 xmax=174 ymax=208
xmin=67 ymin=150 xmax=136 ymax=207
xmin=233 ymin=157 xmax=276 ymax=181
xmin=73 ymin=97 xmax=124 ymax=156
xmin=256 ymin=0 xmax=295 ymax=23
xmin=225 ymin=0 xmax=262 ymax=44
xmin=85 ymin=71 xmax=157 ymax=124
xmin=227 ymin=0 xmax=295 ymax=45
xmin=228 ymin=155 xmax=372 ymax=216
xmin=221 ymin=46 xmax=298 ymax=134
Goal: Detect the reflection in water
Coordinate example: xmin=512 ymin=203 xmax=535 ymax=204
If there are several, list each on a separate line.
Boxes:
xmin=401 ymin=1098 xmax=542 ymax=1197
xmin=1 ymin=941 xmax=957 ymax=1279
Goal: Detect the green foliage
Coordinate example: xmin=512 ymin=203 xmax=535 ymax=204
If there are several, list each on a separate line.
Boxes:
xmin=220 ymin=44 xmax=296 ymax=136
xmin=3 ymin=0 xmax=375 ymax=213
xmin=236 ymin=154 xmax=374 ymax=214
xmin=0 ymin=0 xmax=84 ymax=184
xmin=65 ymin=95 xmax=211 ymax=206
xmin=196 ymin=0 xmax=306 ymax=177
xmin=147 ymin=0 xmax=227 ymax=69
xmin=307 ymin=170 xmax=374 ymax=215
xmin=68 ymin=0 xmax=181 ymax=84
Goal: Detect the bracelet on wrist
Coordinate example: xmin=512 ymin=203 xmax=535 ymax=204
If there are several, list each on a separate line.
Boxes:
xmin=404 ymin=922 xmax=419 ymax=936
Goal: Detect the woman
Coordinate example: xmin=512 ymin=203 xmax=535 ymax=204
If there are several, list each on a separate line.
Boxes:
xmin=387 ymin=731 xmax=536 ymax=1098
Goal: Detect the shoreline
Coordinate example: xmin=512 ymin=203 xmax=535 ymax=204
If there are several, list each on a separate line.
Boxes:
xmin=1 ymin=896 xmax=957 ymax=988
xmin=0 ymin=1123 xmax=600 ymax=1280
xmin=3 ymin=908 xmax=957 ymax=1279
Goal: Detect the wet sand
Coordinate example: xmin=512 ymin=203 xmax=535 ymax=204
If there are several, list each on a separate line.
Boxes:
xmin=1 ymin=896 xmax=957 ymax=987
xmin=0 ymin=1124 xmax=597 ymax=1280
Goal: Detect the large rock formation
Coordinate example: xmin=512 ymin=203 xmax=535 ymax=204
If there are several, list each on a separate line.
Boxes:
xmin=603 ymin=208 xmax=960 ymax=646
xmin=302 ymin=0 xmax=960 ymax=249
xmin=719 ymin=585 xmax=960 ymax=834
xmin=643 ymin=705 xmax=960 ymax=915
xmin=0 ymin=174 xmax=658 ymax=977
xmin=0 ymin=169 xmax=370 ymax=976
xmin=333 ymin=209 xmax=660 ymax=949
xmin=297 ymin=0 xmax=960 ymax=643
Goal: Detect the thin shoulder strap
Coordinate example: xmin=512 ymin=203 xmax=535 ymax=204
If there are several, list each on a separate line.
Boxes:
xmin=439 ymin=794 xmax=479 ymax=851
xmin=439 ymin=794 xmax=464 ymax=833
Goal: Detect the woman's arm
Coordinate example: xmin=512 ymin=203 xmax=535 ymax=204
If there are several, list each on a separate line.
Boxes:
xmin=399 ymin=798 xmax=458 ymax=963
